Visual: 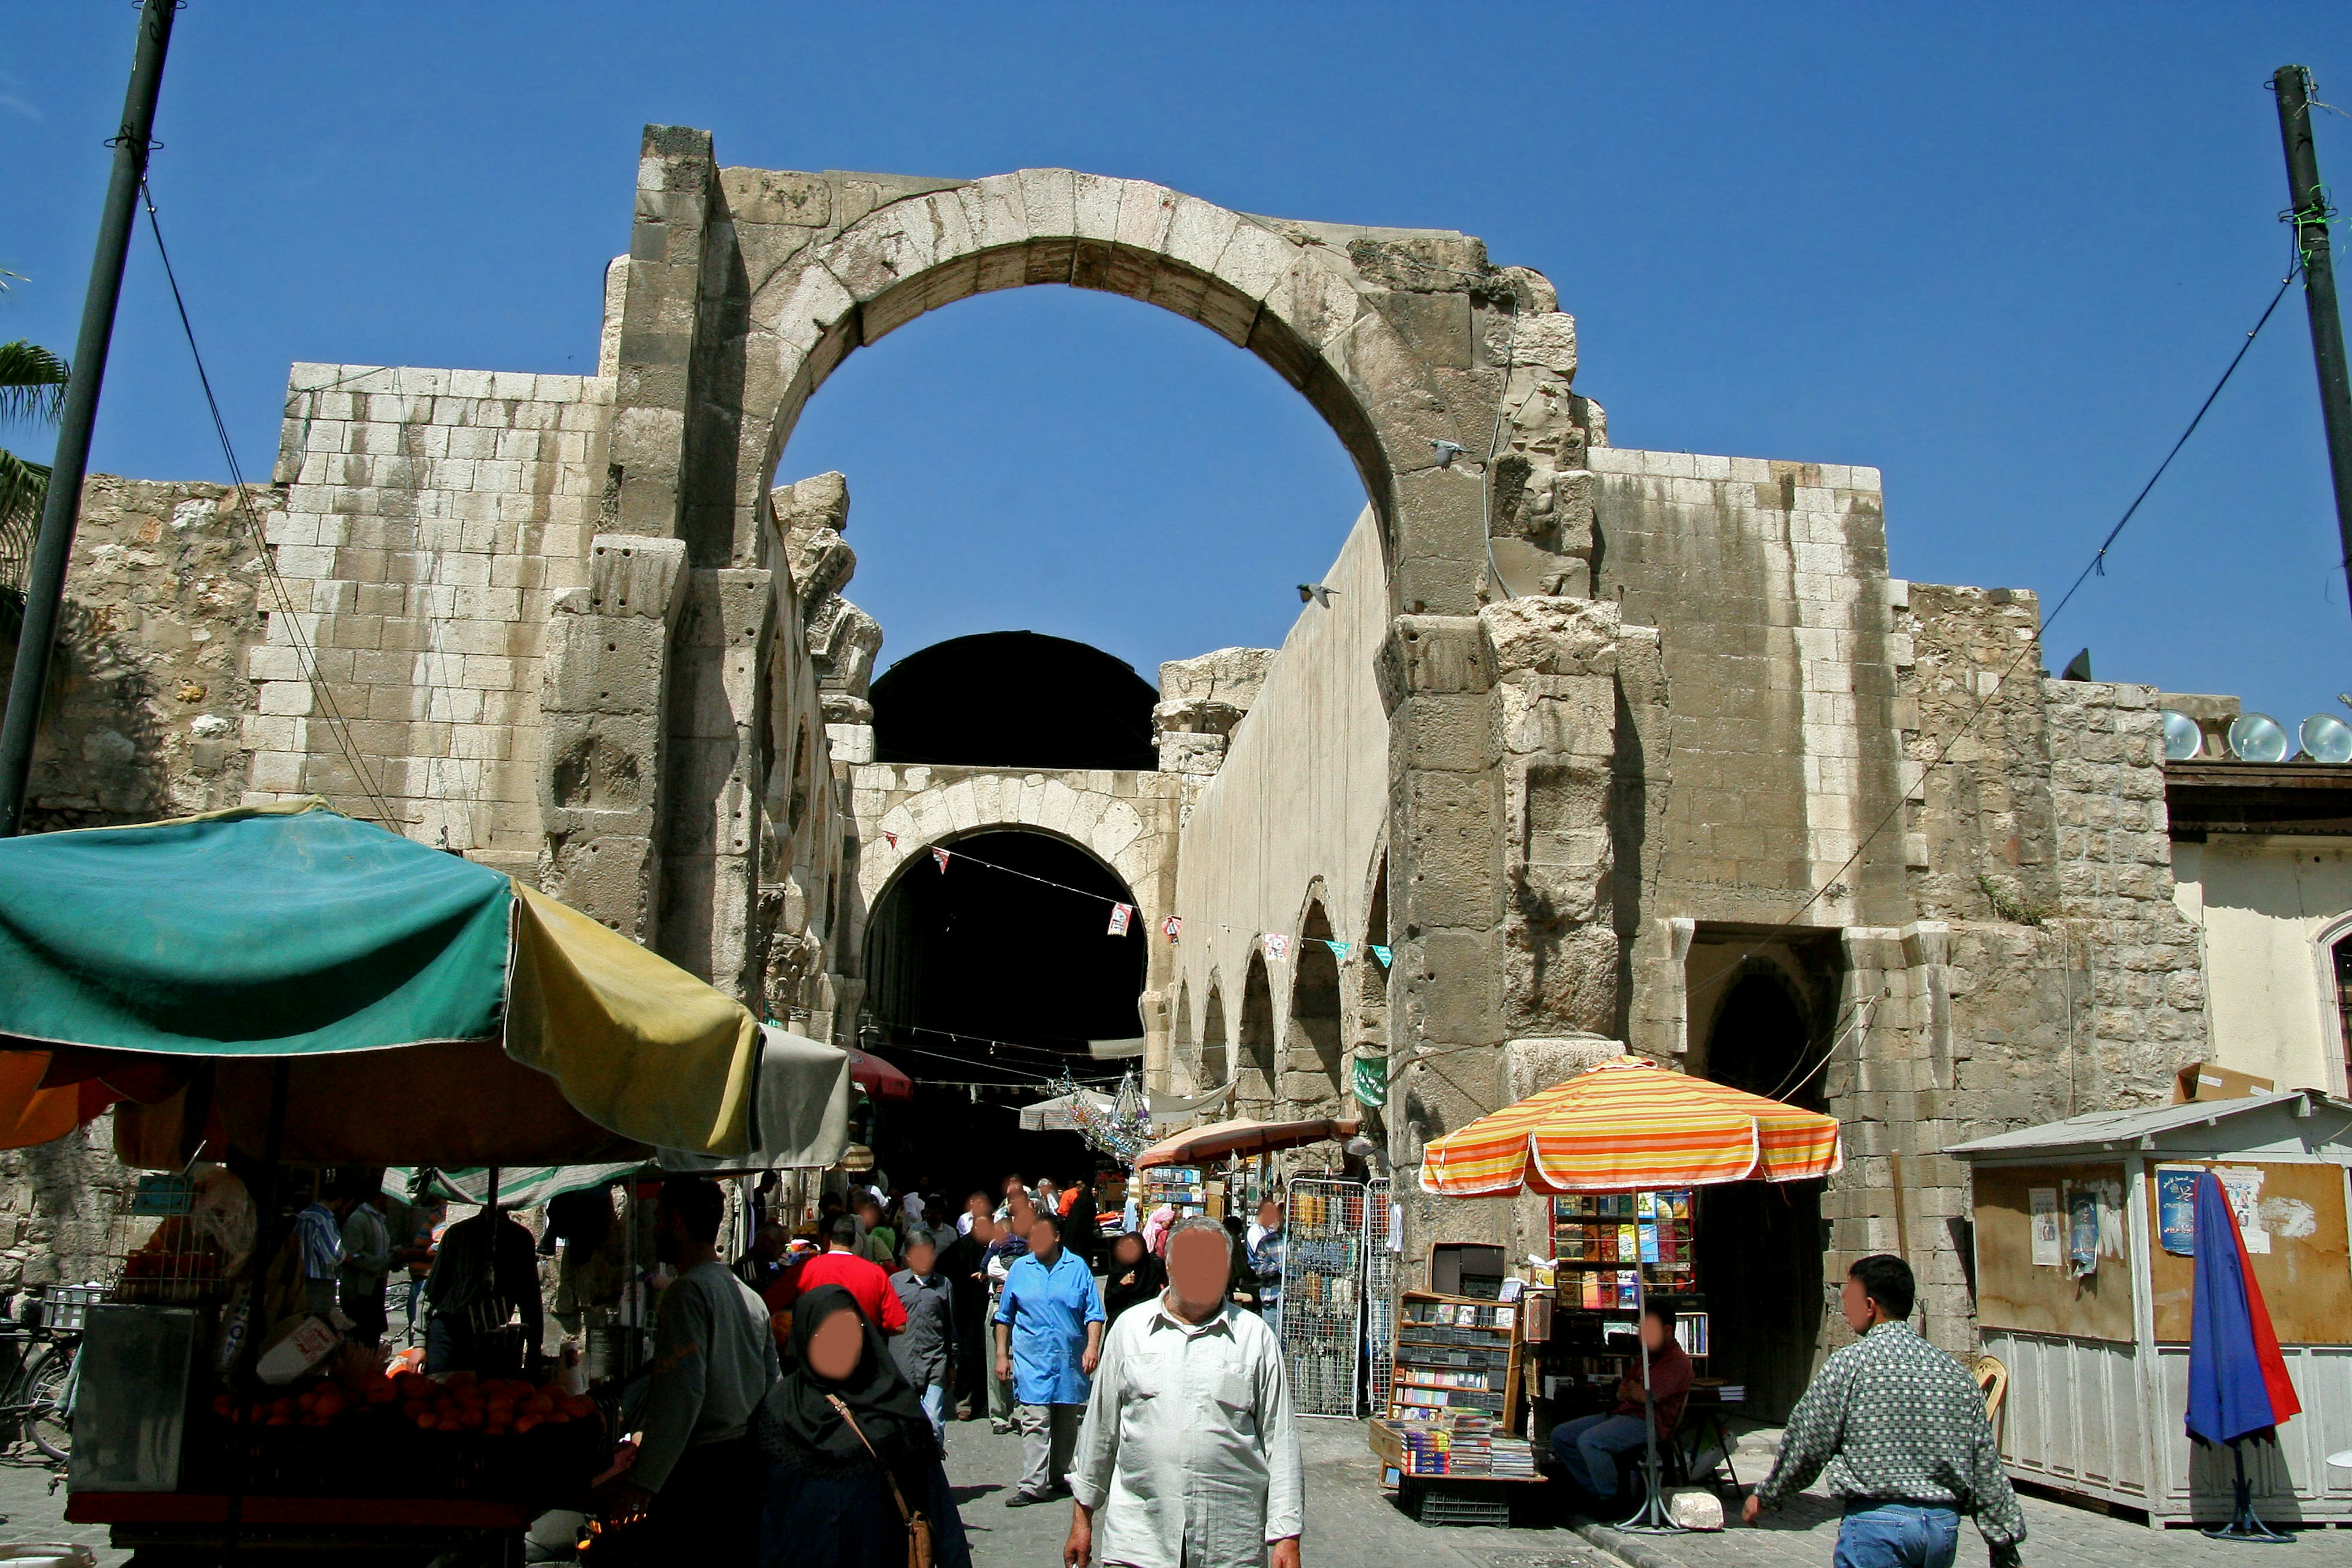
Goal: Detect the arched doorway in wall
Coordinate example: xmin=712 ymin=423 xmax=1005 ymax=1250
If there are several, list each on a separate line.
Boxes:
xmin=1692 ymin=953 xmax=1828 ymax=1421
xmin=1289 ymin=901 xmax=1344 ymax=1113
xmin=862 ymin=827 xmax=1148 ymax=1196
xmin=870 ymin=631 xmax=1158 ymax=770
xmin=1200 ymin=982 xmax=1229 ymax=1089
xmin=1237 ymin=952 xmax=1276 ymax=1112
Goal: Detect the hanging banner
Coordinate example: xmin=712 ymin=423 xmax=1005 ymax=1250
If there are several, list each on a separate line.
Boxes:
xmin=1370 ymin=944 xmax=1392 ymax=968
xmin=1325 ymin=940 xmax=1351 ymax=961
xmin=1107 ymin=903 xmax=1134 ymax=937
xmin=1263 ymin=933 xmax=1289 ymax=961
xmin=932 ymin=846 xmax=951 ymax=873
xmin=1161 ymin=914 xmax=1182 ymax=943
xmin=1351 ymin=1052 xmax=1388 ymax=1109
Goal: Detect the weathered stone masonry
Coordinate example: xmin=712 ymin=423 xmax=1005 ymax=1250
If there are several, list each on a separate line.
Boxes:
xmin=11 ymin=127 xmax=2223 ymax=1387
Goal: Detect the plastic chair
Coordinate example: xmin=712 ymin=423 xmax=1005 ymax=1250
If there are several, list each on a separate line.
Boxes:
xmin=1973 ymin=1354 xmax=2008 ymax=1430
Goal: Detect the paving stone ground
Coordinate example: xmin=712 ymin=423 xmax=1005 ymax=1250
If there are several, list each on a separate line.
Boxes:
xmin=2 ymin=1419 xmax=2322 ymax=1568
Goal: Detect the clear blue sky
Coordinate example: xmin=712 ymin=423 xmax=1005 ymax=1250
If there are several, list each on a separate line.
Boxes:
xmin=6 ymin=5 xmax=2348 ymax=726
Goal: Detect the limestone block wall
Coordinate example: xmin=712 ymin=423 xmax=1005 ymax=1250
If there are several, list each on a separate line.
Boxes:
xmin=1169 ymin=510 xmax=1392 ymax=1104
xmin=12 ymin=476 xmax=276 ymax=831
xmin=1588 ymin=448 xmax=1910 ymax=938
xmin=246 ymin=364 xmax=612 ymax=886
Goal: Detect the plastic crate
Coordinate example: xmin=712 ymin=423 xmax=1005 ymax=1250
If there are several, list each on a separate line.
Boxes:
xmin=47 ymin=1284 xmax=105 ymax=1332
xmin=1401 ymin=1479 xmax=1513 ymax=1528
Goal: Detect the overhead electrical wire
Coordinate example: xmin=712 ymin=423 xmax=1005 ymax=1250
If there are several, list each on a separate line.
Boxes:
xmin=138 ymin=178 xmax=399 ymax=829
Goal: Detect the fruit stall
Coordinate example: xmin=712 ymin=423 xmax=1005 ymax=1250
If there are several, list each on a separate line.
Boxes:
xmin=0 ymin=804 xmax=853 ymax=1562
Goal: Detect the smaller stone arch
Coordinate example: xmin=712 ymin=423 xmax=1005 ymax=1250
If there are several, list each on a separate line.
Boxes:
xmin=1238 ymin=951 xmax=1277 ymax=1112
xmin=1289 ymin=897 xmax=1344 ymax=1114
xmin=1200 ymin=977 xmax=1229 ymax=1088
xmin=860 ymin=773 xmax=1156 ymax=909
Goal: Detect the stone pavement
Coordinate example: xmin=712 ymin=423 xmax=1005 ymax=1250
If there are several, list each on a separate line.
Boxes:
xmin=1638 ymin=1480 xmax=2350 ymax=1568
xmin=0 ymin=1450 xmax=118 ymax=1565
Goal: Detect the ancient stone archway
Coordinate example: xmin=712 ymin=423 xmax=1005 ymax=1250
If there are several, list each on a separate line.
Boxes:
xmin=1289 ymin=898 xmax=1345 ymax=1112
xmin=1237 ymin=951 xmax=1277 ymax=1112
xmin=1199 ymin=978 xmax=1229 ymax=1090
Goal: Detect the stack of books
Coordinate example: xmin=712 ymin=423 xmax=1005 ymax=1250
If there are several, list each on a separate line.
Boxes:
xmin=1489 ymin=1436 xmax=1536 ymax=1478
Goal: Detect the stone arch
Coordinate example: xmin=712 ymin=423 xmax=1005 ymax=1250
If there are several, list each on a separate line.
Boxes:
xmin=1349 ymin=850 xmax=1391 ymax=1068
xmin=1238 ymin=950 xmax=1277 ymax=1110
xmin=1200 ymin=976 xmax=1229 ymax=1088
xmin=859 ymin=773 xmax=1158 ymax=911
xmin=733 ymin=168 xmax=1553 ymax=615
xmin=1289 ymin=896 xmax=1345 ymax=1113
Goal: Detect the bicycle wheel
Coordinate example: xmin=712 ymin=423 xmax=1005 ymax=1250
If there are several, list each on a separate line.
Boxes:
xmin=24 ymin=1344 xmax=72 ymax=1463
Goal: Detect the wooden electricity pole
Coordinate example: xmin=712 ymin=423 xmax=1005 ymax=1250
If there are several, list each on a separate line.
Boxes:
xmin=2273 ymin=66 xmax=2352 ymax=622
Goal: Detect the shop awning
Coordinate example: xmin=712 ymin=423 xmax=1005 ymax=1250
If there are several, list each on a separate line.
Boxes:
xmin=848 ymin=1047 xmax=913 ymax=1102
xmin=1418 ymin=1055 xmax=1841 ymax=1196
xmin=388 ymin=1163 xmax=645 ymax=1208
xmin=0 ymin=801 xmax=848 ymax=1167
xmin=1133 ymin=1115 xmax=1361 ymax=1169
xmin=1019 ymin=1090 xmax=1114 ymax=1132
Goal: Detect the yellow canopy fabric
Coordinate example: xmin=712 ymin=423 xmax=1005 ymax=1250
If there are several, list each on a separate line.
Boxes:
xmin=1419 ymin=1056 xmax=1842 ymax=1197
xmin=503 ymin=882 xmax=761 ymax=1159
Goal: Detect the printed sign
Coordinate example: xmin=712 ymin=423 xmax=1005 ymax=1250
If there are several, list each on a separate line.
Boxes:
xmin=2030 ymin=1187 xmax=2062 ymax=1267
xmin=2155 ymin=1164 xmax=2200 ymax=1255
xmin=1107 ymin=903 xmax=1133 ymax=937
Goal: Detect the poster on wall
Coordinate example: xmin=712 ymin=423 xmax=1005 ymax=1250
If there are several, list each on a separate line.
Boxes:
xmin=2030 ymin=1187 xmax=2062 ymax=1267
xmin=2215 ymin=1165 xmax=2271 ymax=1254
xmin=2155 ymin=1164 xmax=2201 ymax=1255
xmin=2067 ymin=1185 xmax=2101 ymax=1276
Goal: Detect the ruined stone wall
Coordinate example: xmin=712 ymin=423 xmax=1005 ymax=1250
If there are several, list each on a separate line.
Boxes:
xmin=1170 ymin=510 xmax=1392 ymax=1107
xmin=247 ymin=364 xmax=612 ymax=886
xmin=12 ymin=476 xmax=276 ymax=831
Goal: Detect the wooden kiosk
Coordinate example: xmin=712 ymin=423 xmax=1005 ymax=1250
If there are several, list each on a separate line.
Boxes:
xmin=1949 ymin=1088 xmax=2352 ymax=1527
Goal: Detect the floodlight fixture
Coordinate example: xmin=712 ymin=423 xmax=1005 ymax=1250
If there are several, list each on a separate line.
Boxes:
xmin=2302 ymin=714 xmax=2352 ymax=764
xmin=2226 ymin=712 xmax=2294 ymax=763
xmin=2161 ymin=710 xmax=2204 ymax=762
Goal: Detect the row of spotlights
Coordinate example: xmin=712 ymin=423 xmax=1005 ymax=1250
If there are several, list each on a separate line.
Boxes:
xmin=2163 ymin=710 xmax=2352 ymax=765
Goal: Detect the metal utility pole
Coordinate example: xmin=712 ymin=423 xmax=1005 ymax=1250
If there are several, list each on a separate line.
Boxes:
xmin=2273 ymin=65 xmax=2352 ymax=622
xmin=0 ymin=0 xmax=176 ymax=836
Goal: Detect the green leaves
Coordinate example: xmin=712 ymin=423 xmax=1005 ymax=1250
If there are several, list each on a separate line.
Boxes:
xmin=0 ymin=340 xmax=69 ymax=428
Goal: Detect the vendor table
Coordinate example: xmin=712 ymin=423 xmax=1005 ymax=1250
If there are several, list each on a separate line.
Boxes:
xmin=67 ymin=1492 xmax=537 ymax=1562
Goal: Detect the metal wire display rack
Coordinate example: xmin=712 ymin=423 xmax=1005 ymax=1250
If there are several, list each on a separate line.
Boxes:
xmin=1364 ymin=1176 xmax=1396 ymax=1419
xmin=1280 ymin=1177 xmax=1367 ymax=1417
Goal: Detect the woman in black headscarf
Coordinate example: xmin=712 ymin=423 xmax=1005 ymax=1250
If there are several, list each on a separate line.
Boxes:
xmin=758 ymin=1284 xmax=972 ymax=1568
xmin=1100 ymin=1230 xmax=1164 ymax=1322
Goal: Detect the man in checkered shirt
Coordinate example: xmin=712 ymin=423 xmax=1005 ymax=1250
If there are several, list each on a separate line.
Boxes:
xmin=1745 ymin=1254 xmax=2024 ymax=1568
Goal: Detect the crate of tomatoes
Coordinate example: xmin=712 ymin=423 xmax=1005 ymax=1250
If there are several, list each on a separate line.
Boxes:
xmin=199 ymin=1362 xmax=609 ymax=1504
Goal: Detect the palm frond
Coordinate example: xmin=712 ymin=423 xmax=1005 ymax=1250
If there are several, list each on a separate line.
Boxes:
xmin=0 ymin=341 xmax=68 ymax=428
xmin=0 ymin=445 xmax=48 ymax=581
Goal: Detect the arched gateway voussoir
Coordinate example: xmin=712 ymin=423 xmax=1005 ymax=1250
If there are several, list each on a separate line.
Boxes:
xmin=751 ymin=169 xmax=1483 ymax=581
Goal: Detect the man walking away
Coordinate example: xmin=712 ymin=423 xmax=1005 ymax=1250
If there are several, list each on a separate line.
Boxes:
xmin=891 ymin=1227 xmax=957 ymax=1447
xmin=1066 ymin=1212 xmax=1302 ymax=1568
xmin=293 ymin=1191 xmax=344 ymax=1318
xmin=982 ymin=1212 xmax=1030 ymax=1432
xmin=1746 ymin=1254 xmax=2024 ymax=1568
xmin=1548 ymin=1300 xmax=1691 ymax=1518
xmin=772 ymin=1213 xmax=906 ymax=1343
xmin=337 ymin=1176 xmax=394 ymax=1348
xmin=596 ymin=1176 xmax=779 ymax=1560
xmin=938 ymin=1210 xmax=993 ymax=1420
xmin=995 ymin=1211 xmax=1106 ymax=1507
xmin=1245 ymin=1198 xmax=1286 ymax=1344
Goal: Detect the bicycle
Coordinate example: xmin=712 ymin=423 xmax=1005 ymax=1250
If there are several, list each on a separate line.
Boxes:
xmin=0 ymin=1299 xmax=83 ymax=1464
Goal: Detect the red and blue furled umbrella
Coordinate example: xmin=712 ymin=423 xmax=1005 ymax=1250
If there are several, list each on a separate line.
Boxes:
xmin=2185 ymin=1170 xmax=2302 ymax=1538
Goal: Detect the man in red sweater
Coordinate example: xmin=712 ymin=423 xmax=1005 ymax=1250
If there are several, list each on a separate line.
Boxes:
xmin=764 ymin=1213 xmax=906 ymax=1349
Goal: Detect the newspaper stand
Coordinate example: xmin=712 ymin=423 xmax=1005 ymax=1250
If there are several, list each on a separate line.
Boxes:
xmin=1370 ymin=1288 xmax=1544 ymax=1525
xmin=1949 ymin=1089 xmax=2352 ymax=1528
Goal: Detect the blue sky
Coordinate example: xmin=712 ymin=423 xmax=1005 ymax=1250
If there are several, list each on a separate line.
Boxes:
xmin=6 ymin=5 xmax=2348 ymax=726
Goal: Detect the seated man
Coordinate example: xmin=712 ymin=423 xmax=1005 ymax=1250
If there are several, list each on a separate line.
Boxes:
xmin=1550 ymin=1300 xmax=1691 ymax=1517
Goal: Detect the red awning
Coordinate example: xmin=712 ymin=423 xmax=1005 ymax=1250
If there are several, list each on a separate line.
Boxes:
xmin=1133 ymin=1116 xmax=1361 ymax=1169
xmin=848 ymin=1048 xmax=913 ymax=1102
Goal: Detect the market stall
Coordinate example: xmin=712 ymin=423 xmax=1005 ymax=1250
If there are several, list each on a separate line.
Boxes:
xmin=1948 ymin=1088 xmax=2352 ymax=1528
xmin=1404 ymin=1056 xmax=1841 ymax=1531
xmin=0 ymin=801 xmax=854 ymax=1561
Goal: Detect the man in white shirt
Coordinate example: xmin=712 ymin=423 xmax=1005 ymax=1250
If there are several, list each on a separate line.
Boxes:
xmin=1065 ymin=1213 xmax=1302 ymax=1568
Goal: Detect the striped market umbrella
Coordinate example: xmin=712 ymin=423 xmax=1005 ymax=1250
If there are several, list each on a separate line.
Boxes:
xmin=1418 ymin=1055 xmax=1841 ymax=1197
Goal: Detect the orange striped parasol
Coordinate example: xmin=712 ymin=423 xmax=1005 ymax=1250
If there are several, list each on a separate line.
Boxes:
xmin=1418 ymin=1056 xmax=1841 ymax=1196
